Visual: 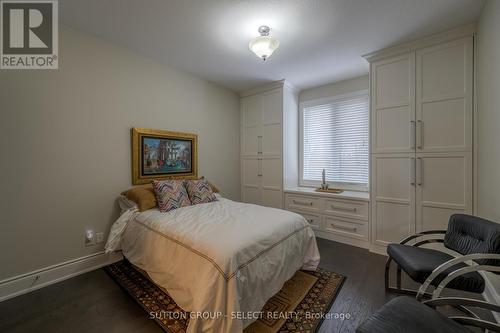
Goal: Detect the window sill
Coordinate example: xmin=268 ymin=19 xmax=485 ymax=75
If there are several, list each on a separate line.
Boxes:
xmin=284 ymin=186 xmax=370 ymax=202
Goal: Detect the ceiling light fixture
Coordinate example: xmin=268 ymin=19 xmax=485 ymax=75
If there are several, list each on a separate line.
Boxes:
xmin=249 ymin=26 xmax=279 ymax=61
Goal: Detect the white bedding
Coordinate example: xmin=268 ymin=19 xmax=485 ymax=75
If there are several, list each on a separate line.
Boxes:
xmin=106 ymin=196 xmax=320 ymax=333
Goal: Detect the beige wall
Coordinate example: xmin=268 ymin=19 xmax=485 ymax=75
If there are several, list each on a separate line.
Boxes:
xmin=477 ymin=0 xmax=500 ymax=296
xmin=299 ymin=75 xmax=369 ymax=103
xmin=477 ymin=0 xmax=500 ymax=223
xmin=0 ymin=26 xmax=240 ymax=280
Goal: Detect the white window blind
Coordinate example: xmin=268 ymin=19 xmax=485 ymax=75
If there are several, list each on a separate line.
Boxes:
xmin=302 ymin=92 xmax=369 ymax=186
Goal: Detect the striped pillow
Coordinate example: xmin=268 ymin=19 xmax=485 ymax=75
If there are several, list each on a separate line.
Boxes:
xmin=152 ymin=180 xmax=191 ymax=212
xmin=185 ymin=179 xmax=218 ymax=205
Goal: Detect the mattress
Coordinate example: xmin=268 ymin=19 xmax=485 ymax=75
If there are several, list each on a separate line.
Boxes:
xmin=106 ymin=196 xmax=320 ymax=332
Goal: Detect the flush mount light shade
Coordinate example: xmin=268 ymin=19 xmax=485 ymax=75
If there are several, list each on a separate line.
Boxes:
xmin=249 ymin=26 xmax=279 ymax=61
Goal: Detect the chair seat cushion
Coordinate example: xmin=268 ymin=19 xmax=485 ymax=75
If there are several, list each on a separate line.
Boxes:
xmin=387 ymin=243 xmax=485 ymax=293
xmin=356 ymin=296 xmax=471 ymax=333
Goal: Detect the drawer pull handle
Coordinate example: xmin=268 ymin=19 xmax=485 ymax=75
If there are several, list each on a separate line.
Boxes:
xmin=307 ymin=219 xmax=314 ymax=223
xmin=293 ymin=200 xmax=313 ymax=206
xmin=331 ymin=224 xmax=357 ymax=232
xmin=330 ymin=205 xmax=357 ymax=212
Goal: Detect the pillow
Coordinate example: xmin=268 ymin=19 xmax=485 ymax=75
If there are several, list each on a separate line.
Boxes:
xmin=206 ymin=180 xmax=220 ymax=193
xmin=185 ymin=179 xmax=218 ymax=205
xmin=121 ymin=184 xmax=157 ymax=212
xmin=152 ymin=179 xmax=191 ymax=212
xmin=198 ymin=176 xmax=219 ymax=193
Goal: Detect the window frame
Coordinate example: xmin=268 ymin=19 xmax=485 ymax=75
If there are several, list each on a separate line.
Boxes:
xmin=298 ymin=89 xmax=370 ymax=192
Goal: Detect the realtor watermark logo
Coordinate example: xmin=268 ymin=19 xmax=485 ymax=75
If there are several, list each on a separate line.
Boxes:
xmin=1 ymin=0 xmax=58 ymax=69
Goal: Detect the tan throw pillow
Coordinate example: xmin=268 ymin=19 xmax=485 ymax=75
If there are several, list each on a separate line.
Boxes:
xmin=121 ymin=184 xmax=157 ymax=212
xmin=206 ymin=180 xmax=219 ymax=193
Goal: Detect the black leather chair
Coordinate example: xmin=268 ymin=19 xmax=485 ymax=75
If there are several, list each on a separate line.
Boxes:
xmin=385 ymin=214 xmax=500 ymax=295
xmin=357 ymin=295 xmax=500 ymax=333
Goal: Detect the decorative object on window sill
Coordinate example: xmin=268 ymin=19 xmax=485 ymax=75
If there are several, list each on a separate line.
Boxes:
xmin=315 ymin=188 xmax=344 ymax=194
xmin=320 ymin=169 xmax=329 ymax=190
xmin=316 ymin=169 xmax=343 ymax=193
xmin=249 ymin=26 xmax=279 ymax=61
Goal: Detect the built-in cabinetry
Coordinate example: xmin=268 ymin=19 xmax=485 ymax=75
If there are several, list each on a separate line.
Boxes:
xmin=240 ymin=81 xmax=299 ymax=208
xmin=285 ymin=188 xmax=370 ymax=248
xmin=240 ymin=26 xmax=475 ymax=255
xmin=365 ymin=26 xmax=474 ymax=254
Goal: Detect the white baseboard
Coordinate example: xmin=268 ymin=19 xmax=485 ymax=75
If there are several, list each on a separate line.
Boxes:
xmin=483 ymin=274 xmax=500 ymax=323
xmin=0 ymin=251 xmax=123 ymax=302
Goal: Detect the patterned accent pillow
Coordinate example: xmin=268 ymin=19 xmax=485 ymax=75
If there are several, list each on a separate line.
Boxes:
xmin=152 ymin=180 xmax=191 ymax=212
xmin=185 ymin=179 xmax=218 ymax=205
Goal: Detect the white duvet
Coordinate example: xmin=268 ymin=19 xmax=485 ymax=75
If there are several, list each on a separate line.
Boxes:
xmin=106 ymin=196 xmax=320 ymax=333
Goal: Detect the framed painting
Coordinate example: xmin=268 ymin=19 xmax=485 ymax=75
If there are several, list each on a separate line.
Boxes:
xmin=132 ymin=128 xmax=198 ymax=185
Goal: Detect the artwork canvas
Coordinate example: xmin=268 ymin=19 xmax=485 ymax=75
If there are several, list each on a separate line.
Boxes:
xmin=142 ymin=137 xmax=192 ymax=175
xmin=132 ymin=128 xmax=198 ymax=184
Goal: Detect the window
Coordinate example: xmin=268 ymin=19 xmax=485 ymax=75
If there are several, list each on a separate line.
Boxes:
xmin=300 ymin=91 xmax=369 ymax=190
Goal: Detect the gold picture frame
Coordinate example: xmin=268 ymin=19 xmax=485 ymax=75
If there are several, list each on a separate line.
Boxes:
xmin=132 ymin=128 xmax=198 ymax=185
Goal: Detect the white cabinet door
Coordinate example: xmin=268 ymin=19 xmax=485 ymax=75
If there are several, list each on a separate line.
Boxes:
xmin=416 ymin=37 xmax=473 ymax=153
xmin=415 ymin=152 xmax=472 ymax=232
xmin=261 ymin=157 xmax=283 ymax=208
xmin=372 ymin=53 xmax=415 ymax=153
xmin=241 ymin=95 xmax=262 ymax=156
xmin=241 ymin=157 xmax=282 ymax=208
xmin=261 ymin=89 xmax=282 ymax=156
xmin=241 ymin=89 xmax=283 ymax=157
xmin=241 ymin=158 xmax=261 ymax=205
xmin=371 ymin=154 xmax=416 ymax=246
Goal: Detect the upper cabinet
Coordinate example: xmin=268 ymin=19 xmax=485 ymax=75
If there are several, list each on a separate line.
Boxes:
xmin=416 ymin=37 xmax=473 ymax=153
xmin=241 ymin=89 xmax=283 ymax=157
xmin=370 ymin=33 xmax=473 ymax=156
xmin=371 ymin=53 xmax=415 ymax=153
xmin=241 ymin=94 xmax=262 ymax=156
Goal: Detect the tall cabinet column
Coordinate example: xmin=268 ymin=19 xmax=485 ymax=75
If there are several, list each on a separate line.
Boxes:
xmin=240 ymin=81 xmax=299 ymax=209
xmin=370 ymin=52 xmax=416 ymax=249
xmin=365 ymin=26 xmax=475 ymax=254
xmin=414 ymin=37 xmax=473 ymax=232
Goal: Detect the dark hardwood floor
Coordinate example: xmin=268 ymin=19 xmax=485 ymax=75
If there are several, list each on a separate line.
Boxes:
xmin=0 ymin=239 xmax=397 ymax=333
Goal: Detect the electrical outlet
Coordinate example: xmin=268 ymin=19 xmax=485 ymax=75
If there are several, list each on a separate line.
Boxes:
xmin=96 ymin=232 xmax=104 ymax=244
xmin=85 ymin=229 xmax=95 ymax=247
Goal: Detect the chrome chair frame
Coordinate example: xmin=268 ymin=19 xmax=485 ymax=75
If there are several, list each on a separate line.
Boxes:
xmin=416 ymin=253 xmax=500 ymax=300
xmin=423 ymin=297 xmax=500 ymax=332
xmin=384 ymin=230 xmax=446 ymax=295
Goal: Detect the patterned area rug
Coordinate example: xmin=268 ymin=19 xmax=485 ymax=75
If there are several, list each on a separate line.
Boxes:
xmin=105 ymin=260 xmax=345 ymax=333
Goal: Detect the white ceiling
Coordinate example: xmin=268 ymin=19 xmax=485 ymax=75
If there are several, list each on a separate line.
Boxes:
xmin=60 ymin=0 xmax=485 ymax=92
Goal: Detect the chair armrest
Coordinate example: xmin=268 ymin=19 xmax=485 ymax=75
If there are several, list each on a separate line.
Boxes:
xmin=450 ymin=317 xmax=500 ymax=332
xmin=416 ymin=253 xmax=500 ymax=301
xmin=423 ymin=297 xmax=500 ymax=313
xmin=399 ymin=230 xmax=446 ymax=245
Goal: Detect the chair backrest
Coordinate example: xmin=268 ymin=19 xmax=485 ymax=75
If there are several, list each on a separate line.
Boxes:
xmin=444 ymin=214 xmax=500 ymax=266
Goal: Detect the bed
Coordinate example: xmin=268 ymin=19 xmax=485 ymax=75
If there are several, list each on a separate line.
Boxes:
xmin=106 ymin=194 xmax=320 ymax=333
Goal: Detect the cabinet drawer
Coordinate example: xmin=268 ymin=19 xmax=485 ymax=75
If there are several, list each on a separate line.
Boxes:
xmin=286 ymin=194 xmax=322 ymax=212
xmin=324 ymin=216 xmax=368 ymax=240
xmin=324 ymin=199 xmax=368 ymax=221
xmin=290 ymin=210 xmax=322 ymax=230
